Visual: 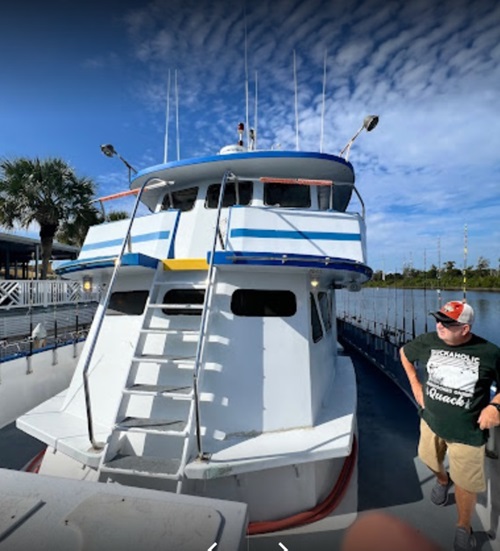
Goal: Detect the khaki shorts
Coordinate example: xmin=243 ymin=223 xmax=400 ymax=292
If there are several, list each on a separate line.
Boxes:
xmin=418 ymin=419 xmax=486 ymax=493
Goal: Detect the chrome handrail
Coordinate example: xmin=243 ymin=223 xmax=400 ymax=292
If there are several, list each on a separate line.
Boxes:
xmin=82 ymin=176 xmax=167 ymax=450
xmin=192 ymin=169 xmax=233 ymax=459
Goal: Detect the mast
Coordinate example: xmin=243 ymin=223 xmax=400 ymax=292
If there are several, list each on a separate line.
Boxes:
xmin=163 ymin=69 xmax=171 ymax=164
xmin=463 ymin=224 xmax=468 ymax=302
xmin=320 ymin=49 xmax=327 ymax=153
xmin=175 ymin=69 xmax=180 ymax=161
xmin=293 ymin=50 xmax=299 ymax=151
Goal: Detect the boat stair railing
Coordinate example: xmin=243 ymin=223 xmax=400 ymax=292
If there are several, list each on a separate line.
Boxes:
xmin=97 ymin=170 xmax=234 ymax=492
xmin=81 ymin=177 xmax=169 ymax=450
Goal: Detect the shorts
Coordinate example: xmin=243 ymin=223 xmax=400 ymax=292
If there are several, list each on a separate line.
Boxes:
xmin=418 ymin=419 xmax=486 ymax=493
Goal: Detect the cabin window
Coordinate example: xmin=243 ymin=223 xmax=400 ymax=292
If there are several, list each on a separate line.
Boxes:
xmin=231 ymin=289 xmax=296 ymax=317
xmin=264 ymin=183 xmax=311 ymax=208
xmin=161 ymin=288 xmax=205 ymax=316
xmin=107 ymin=291 xmax=149 ymax=315
xmin=318 ymin=292 xmax=332 ymax=331
xmin=205 ymin=181 xmax=253 ymax=208
xmin=310 ymin=293 xmax=323 ymax=342
xmin=161 ymin=186 xmax=198 ymax=212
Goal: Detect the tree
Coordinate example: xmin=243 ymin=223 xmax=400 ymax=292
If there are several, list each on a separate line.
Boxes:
xmin=0 ymin=157 xmax=99 ymax=279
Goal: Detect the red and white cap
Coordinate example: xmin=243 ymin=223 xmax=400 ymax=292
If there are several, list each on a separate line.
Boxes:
xmin=431 ymin=301 xmax=474 ymax=325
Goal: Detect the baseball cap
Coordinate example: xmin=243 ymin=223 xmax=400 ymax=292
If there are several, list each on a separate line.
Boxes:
xmin=430 ymin=301 xmax=474 ymax=325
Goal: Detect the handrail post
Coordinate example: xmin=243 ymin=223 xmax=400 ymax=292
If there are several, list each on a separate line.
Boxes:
xmin=82 ymin=176 xmax=167 ymax=450
xmin=192 ymin=170 xmax=233 ymax=459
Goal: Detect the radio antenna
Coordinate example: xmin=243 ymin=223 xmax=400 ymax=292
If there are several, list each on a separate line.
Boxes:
xmin=163 ymin=69 xmax=171 ymax=164
xmin=175 ymin=69 xmax=180 ymax=161
xmin=320 ymin=49 xmax=327 ymax=153
xmin=293 ymin=49 xmax=299 ymax=151
xmin=244 ymin=11 xmax=250 ymax=149
xmin=253 ymin=70 xmax=258 ymax=150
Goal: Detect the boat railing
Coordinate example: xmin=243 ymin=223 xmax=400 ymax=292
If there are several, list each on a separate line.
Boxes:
xmin=81 ymin=177 xmax=168 ymax=450
xmin=191 ymin=169 xmax=234 ymax=460
xmin=0 ymin=279 xmax=101 ymax=308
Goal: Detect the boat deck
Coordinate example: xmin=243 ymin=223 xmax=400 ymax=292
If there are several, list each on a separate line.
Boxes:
xmin=0 ymin=348 xmax=494 ymax=550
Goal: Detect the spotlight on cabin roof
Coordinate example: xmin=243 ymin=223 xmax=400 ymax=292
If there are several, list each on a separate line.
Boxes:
xmin=100 ymin=143 xmax=137 ymax=177
xmin=100 ymin=144 xmax=117 ymax=158
xmin=364 ymin=115 xmax=379 ymax=132
xmin=339 ymin=115 xmax=380 ymax=161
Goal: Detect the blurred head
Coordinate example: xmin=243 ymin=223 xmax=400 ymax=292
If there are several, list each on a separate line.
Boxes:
xmin=430 ymin=301 xmax=474 ymax=346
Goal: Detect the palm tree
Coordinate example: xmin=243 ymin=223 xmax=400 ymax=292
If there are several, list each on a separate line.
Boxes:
xmin=0 ymin=157 xmax=99 ymax=279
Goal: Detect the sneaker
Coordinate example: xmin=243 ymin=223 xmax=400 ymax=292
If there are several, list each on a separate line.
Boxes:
xmin=453 ymin=527 xmax=476 ymax=551
xmin=430 ymin=472 xmax=453 ymax=505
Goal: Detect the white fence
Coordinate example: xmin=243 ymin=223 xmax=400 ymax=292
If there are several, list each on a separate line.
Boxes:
xmin=0 ymin=280 xmax=100 ymax=308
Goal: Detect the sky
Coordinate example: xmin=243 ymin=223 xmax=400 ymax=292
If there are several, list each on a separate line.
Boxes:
xmin=1 ymin=0 xmax=499 ymax=273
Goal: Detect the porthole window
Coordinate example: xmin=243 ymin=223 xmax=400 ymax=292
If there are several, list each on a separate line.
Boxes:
xmin=231 ymin=289 xmax=296 ymax=317
xmin=161 ymin=186 xmax=198 ymax=212
xmin=162 ymin=289 xmax=205 ymax=316
xmin=205 ymin=181 xmax=253 ymax=208
xmin=264 ymin=183 xmax=311 ymax=208
xmin=107 ymin=291 xmax=149 ymax=315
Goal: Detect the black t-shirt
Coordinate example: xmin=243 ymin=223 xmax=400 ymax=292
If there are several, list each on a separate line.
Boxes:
xmin=403 ymin=332 xmax=500 ymax=446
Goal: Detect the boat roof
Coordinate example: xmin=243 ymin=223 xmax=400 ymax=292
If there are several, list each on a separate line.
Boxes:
xmin=131 ymin=149 xmax=355 ymax=211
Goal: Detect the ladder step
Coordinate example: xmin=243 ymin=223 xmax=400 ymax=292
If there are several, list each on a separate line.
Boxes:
xmin=125 ymin=384 xmax=192 ymax=396
xmin=118 ymin=416 xmax=187 ymax=433
xmin=102 ymin=454 xmax=181 ymax=478
xmin=140 ymin=328 xmax=200 ymax=335
xmin=133 ymin=354 xmax=196 ymax=363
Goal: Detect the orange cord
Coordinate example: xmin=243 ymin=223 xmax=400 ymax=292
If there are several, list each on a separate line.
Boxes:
xmin=247 ymin=436 xmax=357 ymax=535
xmin=22 ymin=447 xmax=46 ymax=473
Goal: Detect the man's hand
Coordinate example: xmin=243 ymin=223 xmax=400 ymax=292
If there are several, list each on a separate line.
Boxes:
xmin=478 ymin=404 xmax=500 ymax=430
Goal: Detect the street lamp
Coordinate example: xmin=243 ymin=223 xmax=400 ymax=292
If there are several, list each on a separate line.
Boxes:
xmin=100 ymin=144 xmax=138 ymax=182
xmin=339 ymin=115 xmax=379 ymax=161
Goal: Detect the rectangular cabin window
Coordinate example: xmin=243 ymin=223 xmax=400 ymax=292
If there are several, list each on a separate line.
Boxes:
xmin=310 ymin=293 xmax=323 ymax=342
xmin=205 ymin=181 xmax=253 ymax=209
xmin=161 ymin=186 xmax=198 ymax=212
xmin=231 ymin=289 xmax=296 ymax=317
xmin=264 ymin=182 xmax=311 ymax=208
xmin=161 ymin=288 xmax=205 ymax=316
xmin=318 ymin=291 xmax=332 ymax=331
xmin=107 ymin=291 xmax=149 ymax=315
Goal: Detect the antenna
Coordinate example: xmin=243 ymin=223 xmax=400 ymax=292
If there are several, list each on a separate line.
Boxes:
xmin=163 ymin=69 xmax=171 ymax=164
xmin=175 ymin=69 xmax=180 ymax=161
xmin=293 ymin=50 xmax=299 ymax=151
xmin=463 ymin=224 xmax=468 ymax=302
xmin=253 ymin=70 xmax=258 ymax=150
xmin=244 ymin=10 xmax=250 ymax=149
xmin=320 ymin=49 xmax=327 ymax=153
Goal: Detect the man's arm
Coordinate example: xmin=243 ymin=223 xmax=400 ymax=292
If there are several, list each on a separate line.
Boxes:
xmin=400 ymin=347 xmax=424 ymax=408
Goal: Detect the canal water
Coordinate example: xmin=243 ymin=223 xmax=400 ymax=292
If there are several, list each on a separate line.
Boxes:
xmin=337 ymin=288 xmax=500 ymax=348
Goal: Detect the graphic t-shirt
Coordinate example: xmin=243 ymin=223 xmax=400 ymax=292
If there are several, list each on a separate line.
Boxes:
xmin=403 ymin=332 xmax=500 ymax=446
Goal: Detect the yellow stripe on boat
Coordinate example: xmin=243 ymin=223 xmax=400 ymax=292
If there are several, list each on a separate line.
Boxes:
xmin=162 ymin=258 xmax=208 ymax=271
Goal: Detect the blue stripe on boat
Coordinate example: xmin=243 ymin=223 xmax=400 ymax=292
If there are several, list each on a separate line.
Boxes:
xmin=55 ymin=253 xmax=159 ymax=275
xmin=81 ymin=231 xmax=171 ymax=252
xmin=229 ymin=228 xmax=361 ymax=241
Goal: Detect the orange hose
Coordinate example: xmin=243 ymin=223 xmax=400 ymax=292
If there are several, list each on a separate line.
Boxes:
xmin=247 ymin=436 xmax=357 ymax=535
xmin=22 ymin=448 xmax=46 ymax=473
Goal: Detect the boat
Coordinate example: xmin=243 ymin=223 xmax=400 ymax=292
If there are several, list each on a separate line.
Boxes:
xmin=7 ymin=119 xmax=499 ymax=551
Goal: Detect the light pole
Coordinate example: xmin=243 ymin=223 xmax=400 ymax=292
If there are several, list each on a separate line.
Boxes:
xmin=100 ymin=144 xmax=138 ymax=183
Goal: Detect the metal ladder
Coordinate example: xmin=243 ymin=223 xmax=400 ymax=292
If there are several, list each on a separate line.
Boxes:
xmin=98 ymin=264 xmax=207 ymax=491
xmin=98 ymin=170 xmax=234 ymax=492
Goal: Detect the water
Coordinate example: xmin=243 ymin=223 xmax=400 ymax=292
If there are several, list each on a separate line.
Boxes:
xmin=337 ymin=288 xmax=500 ymax=348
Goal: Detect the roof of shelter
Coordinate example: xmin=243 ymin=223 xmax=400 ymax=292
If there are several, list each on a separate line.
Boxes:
xmin=0 ymin=231 xmax=79 ymax=263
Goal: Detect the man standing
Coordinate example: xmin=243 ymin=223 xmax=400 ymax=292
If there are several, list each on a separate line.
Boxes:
xmin=400 ymin=300 xmax=500 ymax=551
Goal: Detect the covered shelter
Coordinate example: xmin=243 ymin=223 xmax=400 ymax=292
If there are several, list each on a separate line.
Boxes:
xmin=0 ymin=232 xmax=79 ymax=280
